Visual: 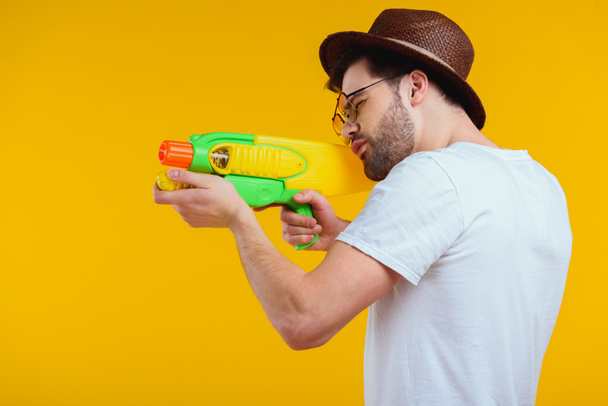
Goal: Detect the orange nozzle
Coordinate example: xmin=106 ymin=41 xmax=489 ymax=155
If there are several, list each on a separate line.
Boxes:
xmin=159 ymin=140 xmax=194 ymax=168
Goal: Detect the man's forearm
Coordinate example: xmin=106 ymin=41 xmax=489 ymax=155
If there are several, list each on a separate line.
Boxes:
xmin=229 ymin=209 xmax=324 ymax=349
xmin=228 ymin=207 xmax=400 ymax=350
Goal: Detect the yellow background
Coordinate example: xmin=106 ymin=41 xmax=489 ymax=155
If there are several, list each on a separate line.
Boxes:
xmin=1 ymin=0 xmax=605 ymax=404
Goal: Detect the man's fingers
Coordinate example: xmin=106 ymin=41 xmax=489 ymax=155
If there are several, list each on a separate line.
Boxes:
xmin=153 ymin=183 xmax=174 ymax=205
xmin=280 ymin=206 xmax=317 ymax=228
xmin=293 ymin=189 xmax=314 ymax=204
xmin=153 ymin=169 xmax=217 ymax=206
xmin=282 ymin=232 xmax=318 ymax=247
xmin=166 ymin=168 xmax=214 ymax=188
xmin=282 ymin=221 xmax=322 ymax=236
xmin=293 ymin=189 xmax=331 ymax=214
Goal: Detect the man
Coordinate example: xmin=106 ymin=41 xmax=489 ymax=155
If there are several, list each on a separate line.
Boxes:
xmin=154 ymin=9 xmax=572 ymax=405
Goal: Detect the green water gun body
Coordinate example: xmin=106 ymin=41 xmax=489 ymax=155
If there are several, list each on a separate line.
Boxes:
xmin=157 ymin=132 xmax=375 ymax=250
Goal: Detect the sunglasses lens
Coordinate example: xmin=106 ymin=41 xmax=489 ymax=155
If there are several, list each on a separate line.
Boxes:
xmin=332 ymin=114 xmax=351 ymax=145
xmin=338 ymin=93 xmax=356 ymax=122
xmin=332 ymin=93 xmax=355 ymax=145
xmin=332 ymin=113 xmax=344 ymax=133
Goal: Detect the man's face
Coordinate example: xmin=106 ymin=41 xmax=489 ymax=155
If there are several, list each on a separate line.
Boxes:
xmin=341 ymin=58 xmax=416 ymax=181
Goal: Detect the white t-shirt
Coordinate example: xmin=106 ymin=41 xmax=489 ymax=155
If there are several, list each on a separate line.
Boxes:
xmin=337 ymin=142 xmax=572 ymax=406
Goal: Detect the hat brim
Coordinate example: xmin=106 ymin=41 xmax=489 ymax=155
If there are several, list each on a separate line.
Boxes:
xmin=319 ymin=31 xmax=486 ymax=130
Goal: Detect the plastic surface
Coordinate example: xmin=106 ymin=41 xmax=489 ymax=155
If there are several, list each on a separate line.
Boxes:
xmin=253 ymin=134 xmax=376 ymax=196
xmin=208 ymin=143 xmax=306 ymax=178
xmin=159 ymin=140 xmax=193 ymax=168
xmin=157 ymin=132 xmax=376 ymax=250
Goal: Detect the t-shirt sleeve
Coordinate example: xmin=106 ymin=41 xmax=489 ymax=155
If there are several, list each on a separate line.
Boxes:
xmin=336 ymin=154 xmax=464 ymax=285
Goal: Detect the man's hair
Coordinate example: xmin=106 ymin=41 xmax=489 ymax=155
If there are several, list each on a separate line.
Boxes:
xmin=326 ymin=47 xmax=461 ymax=108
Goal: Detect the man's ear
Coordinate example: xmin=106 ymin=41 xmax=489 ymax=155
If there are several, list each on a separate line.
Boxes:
xmin=403 ymin=70 xmax=428 ymax=106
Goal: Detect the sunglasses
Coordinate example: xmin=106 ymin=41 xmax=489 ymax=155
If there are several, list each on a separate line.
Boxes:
xmin=332 ymin=70 xmax=409 ymax=145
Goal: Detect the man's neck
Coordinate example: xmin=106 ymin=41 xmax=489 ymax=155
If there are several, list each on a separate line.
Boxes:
xmin=416 ymin=97 xmax=499 ymax=152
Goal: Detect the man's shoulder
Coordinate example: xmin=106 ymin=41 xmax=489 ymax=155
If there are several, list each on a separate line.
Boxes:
xmin=406 ymin=143 xmax=534 ymax=179
xmin=387 ymin=143 xmax=499 ymax=179
xmin=428 ymin=142 xmax=531 ymax=163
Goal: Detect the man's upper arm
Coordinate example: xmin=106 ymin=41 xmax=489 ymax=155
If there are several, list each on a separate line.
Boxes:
xmin=297 ymin=240 xmax=402 ymax=345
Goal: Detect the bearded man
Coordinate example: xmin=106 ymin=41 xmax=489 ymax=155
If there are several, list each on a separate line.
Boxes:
xmin=154 ymin=9 xmax=572 ymax=405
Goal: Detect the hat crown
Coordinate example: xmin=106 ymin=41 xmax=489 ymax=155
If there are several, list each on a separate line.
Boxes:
xmin=369 ymin=9 xmax=474 ymax=80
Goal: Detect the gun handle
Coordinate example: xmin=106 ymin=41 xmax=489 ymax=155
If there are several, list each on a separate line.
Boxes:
xmin=225 ymin=176 xmax=319 ymax=251
xmin=288 ymin=202 xmax=319 ymax=251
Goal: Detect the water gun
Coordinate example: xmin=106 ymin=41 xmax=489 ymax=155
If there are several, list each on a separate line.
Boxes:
xmin=157 ymin=132 xmax=375 ymax=250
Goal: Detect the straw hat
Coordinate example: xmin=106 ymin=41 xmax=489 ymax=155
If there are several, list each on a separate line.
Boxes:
xmin=319 ymin=9 xmax=486 ymax=129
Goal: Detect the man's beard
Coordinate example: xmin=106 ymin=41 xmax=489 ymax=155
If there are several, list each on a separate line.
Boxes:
xmin=361 ymin=92 xmax=416 ymax=181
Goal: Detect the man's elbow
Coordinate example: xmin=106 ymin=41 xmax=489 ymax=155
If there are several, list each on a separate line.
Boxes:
xmin=278 ymin=317 xmax=334 ymax=351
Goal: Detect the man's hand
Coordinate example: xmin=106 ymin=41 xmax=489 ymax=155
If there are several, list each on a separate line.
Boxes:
xmin=153 ymin=168 xmax=251 ymax=229
xmin=279 ymin=189 xmax=350 ymax=251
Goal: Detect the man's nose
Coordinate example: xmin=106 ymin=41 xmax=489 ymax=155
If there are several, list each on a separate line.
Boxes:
xmin=341 ymin=120 xmax=359 ymax=141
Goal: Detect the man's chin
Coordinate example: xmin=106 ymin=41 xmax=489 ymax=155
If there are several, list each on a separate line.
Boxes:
xmin=363 ymin=164 xmax=387 ymax=182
